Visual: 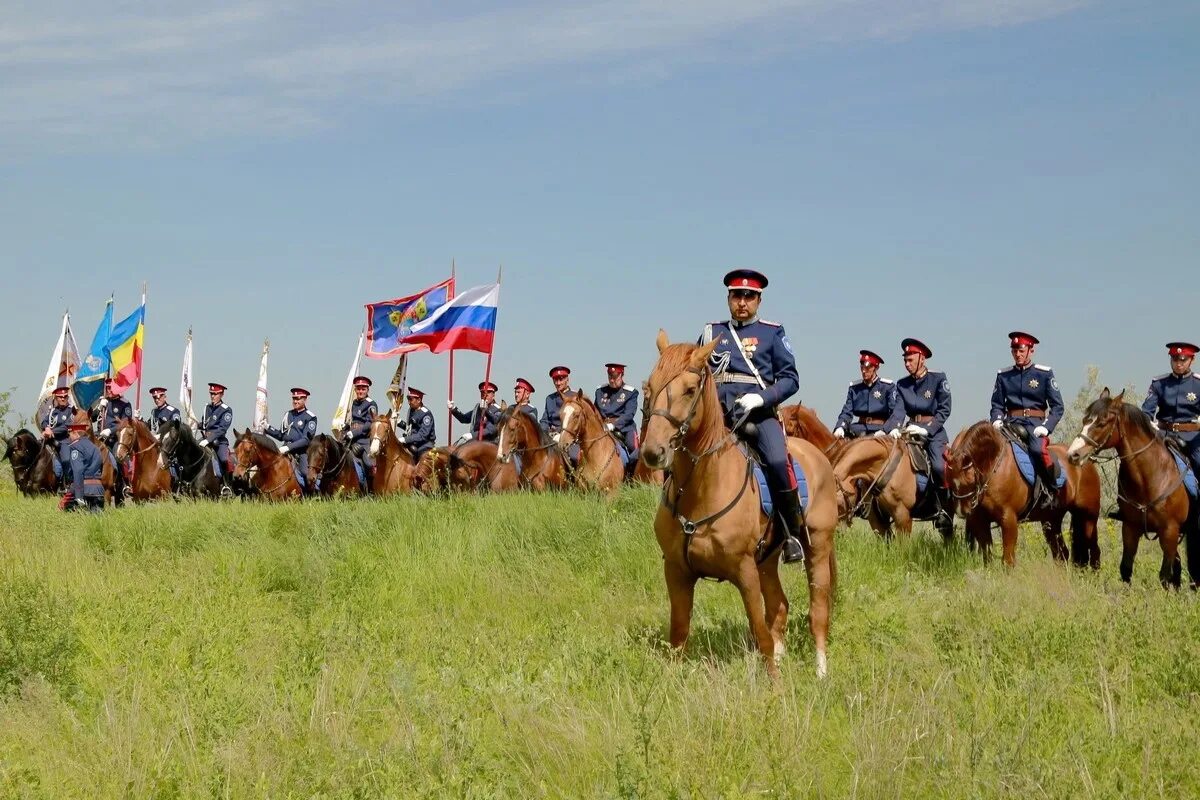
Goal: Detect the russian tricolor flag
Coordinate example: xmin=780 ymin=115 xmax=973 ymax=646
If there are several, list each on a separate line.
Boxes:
xmin=398 ymin=282 xmax=499 ymax=354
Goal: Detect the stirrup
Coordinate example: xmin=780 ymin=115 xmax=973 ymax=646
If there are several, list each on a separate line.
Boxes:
xmin=782 ymin=536 xmax=806 ymax=564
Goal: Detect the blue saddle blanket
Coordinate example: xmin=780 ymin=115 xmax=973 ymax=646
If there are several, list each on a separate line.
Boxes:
xmin=1011 ymin=442 xmax=1067 ymax=489
xmin=753 ymin=457 xmax=809 ymax=518
xmin=1172 ymin=451 xmax=1198 ymax=498
xmin=290 ymin=460 xmax=307 ymax=491
xmin=615 ymin=441 xmax=629 ymax=468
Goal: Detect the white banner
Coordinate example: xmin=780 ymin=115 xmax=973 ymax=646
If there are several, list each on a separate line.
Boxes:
xmin=331 ymin=330 xmax=364 ymax=432
xmin=254 ymin=339 xmax=269 ymax=432
xmin=385 ymin=354 xmax=408 ymax=415
xmin=180 ymin=329 xmax=198 ymax=425
xmin=35 ymin=312 xmax=81 ymax=424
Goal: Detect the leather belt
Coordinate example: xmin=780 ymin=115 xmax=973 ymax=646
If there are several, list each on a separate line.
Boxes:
xmin=858 ymin=416 xmax=888 ymax=425
xmin=1161 ymin=421 xmax=1200 ymax=433
xmin=911 ymin=415 xmax=934 ymax=424
xmin=714 ymin=373 xmax=761 ymax=385
xmin=1006 ymin=407 xmax=1046 ymax=418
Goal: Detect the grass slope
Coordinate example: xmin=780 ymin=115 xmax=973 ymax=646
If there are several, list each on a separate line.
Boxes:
xmin=0 ymin=487 xmax=1197 ymax=799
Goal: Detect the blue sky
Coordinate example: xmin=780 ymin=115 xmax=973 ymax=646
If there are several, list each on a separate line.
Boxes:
xmin=2 ymin=0 xmax=1197 ymax=439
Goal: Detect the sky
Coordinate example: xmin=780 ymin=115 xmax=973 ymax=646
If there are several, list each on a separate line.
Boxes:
xmin=2 ymin=0 xmax=1197 ymax=441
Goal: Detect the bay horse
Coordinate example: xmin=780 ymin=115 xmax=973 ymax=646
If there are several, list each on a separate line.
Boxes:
xmin=156 ymin=419 xmax=225 ymax=498
xmin=447 ymin=440 xmax=519 ymax=492
xmin=641 ymin=331 xmax=838 ymax=679
xmin=557 ymin=393 xmax=624 ymax=495
xmin=306 ymin=433 xmax=363 ymax=497
xmin=833 ymin=433 xmax=953 ymax=538
xmin=368 ymin=412 xmax=416 ymax=495
xmin=114 ymin=418 xmax=171 ymax=501
xmin=3 ymin=430 xmax=57 ymax=495
xmin=232 ymin=430 xmax=303 ymax=500
xmin=496 ymin=406 xmax=570 ymax=491
xmin=413 ymin=447 xmax=453 ymax=493
xmin=1066 ymin=389 xmax=1193 ymax=587
xmin=946 ymin=421 xmax=1101 ymax=569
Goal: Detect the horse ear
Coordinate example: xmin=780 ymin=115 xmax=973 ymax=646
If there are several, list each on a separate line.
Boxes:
xmin=691 ymin=338 xmax=719 ymax=368
xmin=656 ymin=329 xmax=670 ymax=354
xmin=1114 ymin=388 xmax=1125 ymax=402
xmin=1099 ymin=387 xmax=1110 ymax=400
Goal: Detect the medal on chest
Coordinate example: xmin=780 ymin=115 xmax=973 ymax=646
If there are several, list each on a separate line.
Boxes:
xmin=1188 ymin=392 xmax=1197 ymax=403
xmin=740 ymin=337 xmax=759 ymax=357
xmin=1029 ymin=379 xmax=1039 ymax=388
xmin=923 ymin=390 xmax=932 ymax=399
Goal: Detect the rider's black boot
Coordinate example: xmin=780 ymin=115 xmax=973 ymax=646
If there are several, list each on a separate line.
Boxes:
xmin=774 ymin=487 xmax=809 ymax=565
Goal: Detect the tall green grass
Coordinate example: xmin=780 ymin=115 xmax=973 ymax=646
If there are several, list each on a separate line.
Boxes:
xmin=0 ymin=487 xmax=1196 ymax=798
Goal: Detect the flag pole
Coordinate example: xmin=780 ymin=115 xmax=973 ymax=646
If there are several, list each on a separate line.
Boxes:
xmin=447 ymin=259 xmax=456 ymax=445
xmin=133 ymin=282 xmax=147 ymax=482
xmin=478 ymin=264 xmax=501 ymax=440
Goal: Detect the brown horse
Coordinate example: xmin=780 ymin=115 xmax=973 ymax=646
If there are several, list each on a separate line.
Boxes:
xmin=413 ymin=447 xmax=453 ymax=493
xmin=3 ymin=430 xmax=58 ymax=495
xmin=946 ymin=421 xmax=1101 ymax=568
xmin=641 ymin=331 xmax=838 ymax=679
xmin=496 ymin=406 xmax=570 ymax=491
xmin=368 ymin=412 xmax=416 ymax=495
xmin=114 ymin=418 xmax=171 ymax=500
xmin=306 ymin=433 xmax=362 ymax=497
xmin=832 ymin=433 xmax=948 ymax=537
xmin=779 ymin=404 xmax=846 ymax=463
xmin=232 ymin=430 xmax=303 ymax=500
xmin=1067 ymin=389 xmax=1193 ymax=587
xmin=446 ymin=440 xmax=519 ymax=492
xmin=557 ymin=393 xmax=624 ymax=495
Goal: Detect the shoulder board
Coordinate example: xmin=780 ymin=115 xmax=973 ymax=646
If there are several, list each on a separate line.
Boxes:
xmin=1153 ymin=373 xmax=1170 ymax=381
xmin=998 ymin=366 xmax=1014 ymax=374
xmin=419 ymin=406 xmax=428 ymax=413
xmin=219 ymin=403 xmax=229 ymax=410
xmin=166 ymin=405 xmax=177 ymax=412
xmin=878 ymin=377 xmax=894 ymax=384
xmin=1194 ymin=373 xmax=1200 ymax=380
xmin=758 ymin=319 xmax=781 ymax=327
xmin=849 ymin=380 xmax=862 ymax=387
xmin=1033 ymin=364 xmax=1052 ymax=371
xmin=623 ymin=384 xmax=636 ymax=392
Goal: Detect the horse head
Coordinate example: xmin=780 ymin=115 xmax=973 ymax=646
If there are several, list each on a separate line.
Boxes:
xmin=114 ymin=417 xmax=138 ymax=461
xmin=496 ymin=405 xmax=543 ymax=462
xmin=368 ymin=411 xmax=394 ymax=459
xmin=306 ymin=433 xmax=331 ymax=486
xmin=944 ymin=421 xmax=1006 ymax=514
xmin=557 ymin=393 xmax=597 ymax=453
xmin=1067 ymin=387 xmax=1127 ymax=465
xmin=640 ymin=329 xmax=721 ymax=470
xmin=232 ymin=429 xmax=273 ymax=478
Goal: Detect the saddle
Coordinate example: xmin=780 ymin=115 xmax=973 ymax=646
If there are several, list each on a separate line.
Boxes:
xmin=999 ymin=424 xmax=1065 ymax=516
xmin=1163 ymin=436 xmax=1199 ymax=499
xmin=731 ymin=435 xmax=809 ymax=518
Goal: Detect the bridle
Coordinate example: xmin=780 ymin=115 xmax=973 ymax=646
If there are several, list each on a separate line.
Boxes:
xmin=116 ymin=423 xmax=157 ymax=463
xmin=558 ymin=401 xmax=621 ymax=484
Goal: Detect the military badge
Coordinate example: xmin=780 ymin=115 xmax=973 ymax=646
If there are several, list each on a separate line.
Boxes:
xmin=872 ymin=391 xmax=881 ymax=399
xmin=781 ymin=334 xmax=794 ymax=355
xmin=923 ymin=390 xmax=932 ymax=399
xmin=617 ymin=393 xmax=626 ymax=402
xmin=1051 ymin=378 xmax=1058 ymax=390
xmin=1029 ymin=379 xmax=1039 ymax=388
xmin=741 ymin=337 xmax=759 ymax=356
xmin=1189 ymin=392 xmax=1198 ymax=402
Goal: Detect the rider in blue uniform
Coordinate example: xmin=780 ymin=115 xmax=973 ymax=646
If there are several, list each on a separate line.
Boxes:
xmin=265 ymin=388 xmax=317 ymax=491
xmin=595 ymin=362 xmax=640 ymax=464
xmin=403 ymin=387 xmax=436 ymax=461
xmin=65 ymin=420 xmax=105 ymax=511
xmin=450 ymin=381 xmax=502 ymax=443
xmin=344 ymin=376 xmax=379 ymax=476
xmin=199 ymin=382 xmax=233 ymax=477
xmin=544 ymin=366 xmax=579 ymax=465
xmin=833 ymin=350 xmax=897 ymax=440
xmin=989 ymin=331 xmax=1065 ymax=487
xmin=699 ymin=268 xmax=806 ymax=564
xmin=885 ymin=338 xmax=953 ymax=535
xmin=148 ymin=386 xmax=182 ymax=483
xmin=1142 ymin=341 xmax=1200 ymax=478
xmin=40 ymin=386 xmax=76 ymax=485
xmin=94 ymin=379 xmax=133 ymax=450
xmin=513 ymin=378 xmax=539 ymax=424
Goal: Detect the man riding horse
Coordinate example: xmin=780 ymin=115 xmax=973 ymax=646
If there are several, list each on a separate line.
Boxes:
xmin=595 ymin=362 xmax=640 ymax=470
xmin=699 ymin=268 xmax=806 ymax=565
xmin=402 ymin=387 xmax=436 ymax=461
xmin=1141 ymin=341 xmax=1200 ymax=490
xmin=989 ymin=331 xmax=1065 ymax=491
xmin=449 ymin=380 xmax=502 ymax=444
xmin=885 ymin=337 xmax=953 ymax=537
xmin=833 ymin=349 xmax=897 ymax=441
xmin=265 ymin=387 xmax=317 ymax=492
xmin=148 ymin=386 xmax=182 ymax=486
xmin=344 ymin=376 xmax=379 ymax=480
xmin=40 ymin=386 xmax=75 ymax=487
xmin=199 ymin=382 xmax=234 ymax=480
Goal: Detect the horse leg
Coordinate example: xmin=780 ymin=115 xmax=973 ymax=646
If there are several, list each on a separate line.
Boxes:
xmin=1070 ymin=510 xmax=1100 ymax=570
xmin=805 ymin=531 xmax=834 ymax=679
xmin=663 ymin=560 xmax=696 ymax=653
xmin=1119 ymin=522 xmax=1140 ymax=583
xmin=891 ymin=505 xmax=913 ymax=539
xmin=967 ymin=514 xmax=992 ymax=562
xmin=1159 ymin=524 xmax=1182 ymax=590
xmin=733 ymin=560 xmax=780 ymax=679
xmin=999 ymin=512 xmax=1020 ymax=568
xmin=759 ymin=555 xmax=788 ymax=666
xmin=1041 ymin=514 xmax=1069 ymax=562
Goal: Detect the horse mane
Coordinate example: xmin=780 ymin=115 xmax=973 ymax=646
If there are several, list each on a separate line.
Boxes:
xmin=957 ymin=421 xmax=1005 ymax=473
xmin=566 ymin=393 xmax=603 ymax=426
xmin=780 ymin=404 xmax=835 ymax=447
xmin=247 ymin=431 xmax=282 ymax=452
xmin=498 ymin=404 xmax=552 ymax=447
xmin=650 ymin=342 xmax=724 ymax=452
xmin=1115 ymin=400 xmax=1158 ymax=439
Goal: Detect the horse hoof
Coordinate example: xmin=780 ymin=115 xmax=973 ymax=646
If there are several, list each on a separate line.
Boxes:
xmin=773 ymin=640 xmax=785 ymax=665
xmin=815 ymin=651 xmax=828 ymax=679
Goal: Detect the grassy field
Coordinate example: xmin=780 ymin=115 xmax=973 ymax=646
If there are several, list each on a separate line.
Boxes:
xmin=0 ymin=484 xmax=1197 ymax=799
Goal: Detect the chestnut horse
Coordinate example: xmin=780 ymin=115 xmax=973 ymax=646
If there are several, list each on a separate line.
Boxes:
xmin=368 ymin=412 xmax=416 ymax=495
xmin=632 ymin=380 xmax=664 ymax=486
xmin=831 ymin=433 xmax=948 ymax=537
xmin=558 ymin=393 xmax=625 ymax=495
xmin=114 ymin=418 xmax=171 ymax=500
xmin=3 ymin=430 xmax=57 ymax=495
xmin=232 ymin=430 xmax=303 ymax=500
xmin=1067 ymin=389 xmax=1194 ymax=587
xmin=946 ymin=421 xmax=1101 ymax=568
xmin=641 ymin=331 xmax=838 ymax=679
xmin=306 ymin=433 xmax=362 ymax=497
xmin=779 ymin=404 xmax=846 ymax=463
xmin=496 ymin=406 xmax=570 ymax=491
xmin=447 ymin=440 xmax=519 ymax=492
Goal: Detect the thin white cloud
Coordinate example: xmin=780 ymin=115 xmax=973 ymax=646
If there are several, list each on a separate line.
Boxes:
xmin=0 ymin=0 xmax=1090 ymax=155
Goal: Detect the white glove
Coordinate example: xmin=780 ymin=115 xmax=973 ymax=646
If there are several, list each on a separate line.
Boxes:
xmin=1151 ymin=419 xmax=1160 ymax=430
xmin=873 ymin=430 xmax=887 ymax=439
xmin=904 ymin=424 xmax=928 ymax=436
xmin=992 ymin=419 xmax=1004 ymax=429
xmin=605 ymin=423 xmax=615 ymax=431
xmin=833 ymin=427 xmax=845 ymax=439
xmin=198 ymin=438 xmax=209 ymax=447
xmin=551 ymin=432 xmax=561 ymax=443
xmin=447 ymin=399 xmax=456 ymax=409
xmin=889 ymin=428 xmax=901 ymax=439
xmin=1033 ymin=425 xmax=1049 ymax=438
xmin=278 ymin=445 xmax=289 ymax=454
xmin=99 ymin=428 xmax=111 ymax=438
xmin=455 ymin=433 xmax=470 ymax=445
xmin=477 ymin=401 xmax=486 ymax=409
xmin=735 ymin=393 xmax=764 ymax=412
